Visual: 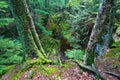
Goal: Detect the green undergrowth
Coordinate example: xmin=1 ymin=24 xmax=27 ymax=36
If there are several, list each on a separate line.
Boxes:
xmin=65 ymin=49 xmax=85 ymax=61
xmin=103 ymin=41 xmax=120 ymax=58
xmin=9 ymin=68 xmax=22 ymax=80
xmin=37 ymin=63 xmax=73 ymax=79
xmin=39 ymin=65 xmax=57 ymax=77
xmin=0 ymin=37 xmax=23 ymax=77
xmin=102 ymin=41 xmax=120 ymax=67
xmin=41 ymin=36 xmax=60 ymax=57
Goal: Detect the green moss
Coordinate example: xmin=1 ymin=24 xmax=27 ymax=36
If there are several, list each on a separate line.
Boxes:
xmin=103 ymin=50 xmax=116 ymax=58
xmin=21 ymin=63 xmax=32 ymax=72
xmin=9 ymin=70 xmax=22 ymax=80
xmin=39 ymin=65 xmax=58 ymax=77
xmin=60 ymin=63 xmax=73 ymax=70
xmin=102 ymin=40 xmax=120 ymax=67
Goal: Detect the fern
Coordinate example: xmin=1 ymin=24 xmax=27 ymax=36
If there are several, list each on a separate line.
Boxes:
xmin=0 ymin=37 xmax=23 ymax=65
xmin=65 ymin=49 xmax=84 ymax=60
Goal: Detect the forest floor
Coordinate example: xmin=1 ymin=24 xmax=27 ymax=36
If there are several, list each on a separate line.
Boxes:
xmin=1 ymin=42 xmax=120 ymax=80
xmin=19 ymin=58 xmax=120 ymax=80
xmin=2 ymin=54 xmax=120 ymax=80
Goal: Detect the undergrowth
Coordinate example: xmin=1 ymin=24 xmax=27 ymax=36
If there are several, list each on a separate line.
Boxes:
xmin=65 ymin=49 xmax=84 ymax=61
xmin=0 ymin=37 xmax=23 ymax=77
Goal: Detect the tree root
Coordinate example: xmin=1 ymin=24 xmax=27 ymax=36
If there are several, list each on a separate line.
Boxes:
xmin=104 ymin=71 xmax=120 ymax=79
xmin=73 ymin=60 xmax=106 ymax=80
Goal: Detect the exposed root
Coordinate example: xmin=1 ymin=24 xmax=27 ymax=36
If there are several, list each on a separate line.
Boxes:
xmin=73 ymin=60 xmax=106 ymax=80
xmin=104 ymin=71 xmax=120 ymax=79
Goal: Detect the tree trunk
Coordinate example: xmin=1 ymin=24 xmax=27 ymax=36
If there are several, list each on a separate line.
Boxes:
xmin=8 ymin=0 xmax=47 ymax=61
xmin=84 ymin=0 xmax=113 ymax=65
xmin=94 ymin=0 xmax=116 ymax=57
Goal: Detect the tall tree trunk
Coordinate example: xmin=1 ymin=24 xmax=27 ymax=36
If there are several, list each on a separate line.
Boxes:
xmin=94 ymin=0 xmax=116 ymax=57
xmin=84 ymin=0 xmax=113 ymax=65
xmin=8 ymin=0 xmax=47 ymax=61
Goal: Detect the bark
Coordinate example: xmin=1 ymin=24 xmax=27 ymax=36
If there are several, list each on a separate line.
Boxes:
xmin=94 ymin=0 xmax=116 ymax=57
xmin=8 ymin=0 xmax=46 ymax=61
xmin=84 ymin=0 xmax=113 ymax=65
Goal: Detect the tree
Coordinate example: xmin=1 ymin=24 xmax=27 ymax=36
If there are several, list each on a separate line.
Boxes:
xmin=85 ymin=0 xmax=115 ymax=65
xmin=8 ymin=0 xmax=49 ymax=62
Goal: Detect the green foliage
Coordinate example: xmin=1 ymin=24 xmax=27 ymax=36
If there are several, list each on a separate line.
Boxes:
xmin=65 ymin=49 xmax=84 ymax=60
xmin=0 ymin=1 xmax=8 ymax=12
xmin=67 ymin=0 xmax=99 ymax=49
xmin=0 ymin=65 xmax=6 ymax=77
xmin=0 ymin=0 xmax=14 ymax=27
xmin=0 ymin=18 xmax=14 ymax=26
xmin=68 ymin=0 xmax=82 ymax=6
xmin=86 ymin=51 xmax=95 ymax=65
xmin=41 ymin=36 xmax=60 ymax=56
xmin=28 ymin=0 xmax=52 ymax=36
xmin=0 ymin=37 xmax=23 ymax=76
xmin=40 ymin=65 xmax=57 ymax=76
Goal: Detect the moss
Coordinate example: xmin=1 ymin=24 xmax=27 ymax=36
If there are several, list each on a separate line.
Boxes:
xmin=10 ymin=70 xmax=22 ymax=80
xmin=5 ymin=65 xmax=15 ymax=73
xmin=103 ymin=50 xmax=116 ymax=58
xmin=79 ymin=69 xmax=83 ymax=74
xmin=102 ymin=41 xmax=120 ymax=67
xmin=21 ymin=63 xmax=32 ymax=72
xmin=113 ymin=60 xmax=120 ymax=66
xmin=60 ymin=63 xmax=73 ymax=70
xmin=39 ymin=65 xmax=58 ymax=77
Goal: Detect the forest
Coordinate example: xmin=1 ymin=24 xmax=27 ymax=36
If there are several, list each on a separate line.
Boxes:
xmin=0 ymin=0 xmax=120 ymax=80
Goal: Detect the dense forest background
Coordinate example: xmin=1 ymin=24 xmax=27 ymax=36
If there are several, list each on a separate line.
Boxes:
xmin=0 ymin=0 xmax=120 ymax=80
